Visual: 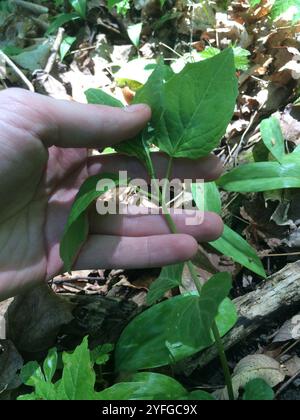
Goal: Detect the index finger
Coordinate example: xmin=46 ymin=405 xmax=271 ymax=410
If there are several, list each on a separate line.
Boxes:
xmin=1 ymin=88 xmax=151 ymax=148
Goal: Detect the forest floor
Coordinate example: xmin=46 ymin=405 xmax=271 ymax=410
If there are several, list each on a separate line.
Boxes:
xmin=1 ymin=0 xmax=300 ymax=400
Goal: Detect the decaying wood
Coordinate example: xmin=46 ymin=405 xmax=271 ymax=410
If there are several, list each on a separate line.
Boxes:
xmin=182 ymin=261 xmax=300 ymax=374
xmin=0 ymin=283 xmax=141 ymax=354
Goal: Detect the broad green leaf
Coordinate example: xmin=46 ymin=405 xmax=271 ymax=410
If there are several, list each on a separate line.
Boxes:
xmin=108 ymin=0 xmax=130 ymax=14
xmin=215 ymin=297 xmax=238 ymax=335
xmin=133 ymin=59 xmax=174 ymax=121
xmin=85 ymin=88 xmax=123 ymax=107
xmin=97 ymin=372 xmax=188 ymax=400
xmin=232 ymin=46 xmax=251 ymax=71
xmin=260 ymin=117 xmax=285 ymax=163
xmin=11 ymin=42 xmax=51 ymax=72
xmin=217 ymin=159 xmax=300 ymax=192
xmin=70 ymin=0 xmax=86 ymax=18
xmin=199 ymin=46 xmax=250 ymax=71
xmin=20 ymin=361 xmax=45 ymax=387
xmin=210 ymin=225 xmax=266 ymax=278
xmin=60 ymin=36 xmax=76 ymax=61
xmin=252 ymin=139 xmax=270 ymax=162
xmin=32 ymin=381 xmax=57 ymax=400
xmin=60 ymin=173 xmax=123 ymax=272
xmin=243 ymin=378 xmax=275 ymax=401
xmin=84 ymin=87 xmax=153 ymax=175
xmin=192 ymin=182 xmax=221 ymax=214
xmin=20 ymin=361 xmax=57 ymax=400
xmin=192 ymin=182 xmax=265 ymax=277
xmin=97 ymin=382 xmax=148 ymax=400
xmin=59 ymin=337 xmax=96 ymax=400
xmin=146 ymin=263 xmax=184 ymax=305
xmin=152 ymin=49 xmax=238 ymax=158
xmin=108 ymin=0 xmax=123 ymax=7
xmin=127 ymin=23 xmax=143 ymax=48
xmin=60 ymin=212 xmax=88 ymax=274
xmin=128 ymin=372 xmax=187 ymax=400
xmin=47 ymin=13 xmax=81 ymax=35
xmin=43 ymin=348 xmax=58 ymax=383
xmin=271 ymin=0 xmax=300 ymax=23
xmin=115 ymin=273 xmax=232 ymax=372
xmin=90 ymin=344 xmax=114 ymax=365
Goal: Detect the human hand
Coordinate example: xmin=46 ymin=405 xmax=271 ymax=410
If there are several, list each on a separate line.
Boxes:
xmin=0 ymin=88 xmax=223 ymax=301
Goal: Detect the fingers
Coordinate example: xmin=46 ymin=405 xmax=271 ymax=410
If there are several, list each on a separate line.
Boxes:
xmin=88 ymin=153 xmax=223 ymax=182
xmin=89 ymin=209 xmax=224 ymax=242
xmin=74 ymin=234 xmax=198 ymax=270
xmin=0 ymin=88 xmax=151 ymax=148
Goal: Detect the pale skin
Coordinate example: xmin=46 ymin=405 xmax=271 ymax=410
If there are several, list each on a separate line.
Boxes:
xmin=0 ymin=88 xmax=224 ymax=301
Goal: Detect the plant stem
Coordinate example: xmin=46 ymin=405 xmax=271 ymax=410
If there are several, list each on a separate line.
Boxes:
xmin=148 ymin=154 xmax=235 ymax=400
xmin=211 ymin=321 xmax=235 ymax=400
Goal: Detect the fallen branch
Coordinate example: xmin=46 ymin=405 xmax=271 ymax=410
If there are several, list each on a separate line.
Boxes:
xmin=182 ymin=261 xmax=300 ymax=374
xmin=13 ymin=0 xmax=48 ymax=15
xmin=0 ymin=50 xmax=34 ymax=92
xmin=44 ymin=27 xmax=65 ymax=74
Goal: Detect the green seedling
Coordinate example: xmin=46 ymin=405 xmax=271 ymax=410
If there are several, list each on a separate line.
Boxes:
xmin=60 ymin=49 xmax=239 ymax=399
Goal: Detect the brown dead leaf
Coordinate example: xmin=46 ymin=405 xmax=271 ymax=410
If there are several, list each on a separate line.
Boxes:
xmin=273 ymin=314 xmax=300 ymax=342
xmin=215 ymin=354 xmax=285 ymax=400
xmin=284 ymin=356 xmax=300 ymax=377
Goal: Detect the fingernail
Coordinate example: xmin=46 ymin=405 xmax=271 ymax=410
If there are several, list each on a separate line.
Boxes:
xmin=124 ymin=104 xmax=149 ymax=113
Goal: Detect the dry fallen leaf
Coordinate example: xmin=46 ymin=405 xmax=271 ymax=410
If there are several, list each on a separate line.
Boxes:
xmin=215 ymin=354 xmax=286 ymax=400
xmin=283 ymin=356 xmax=300 ymax=378
xmin=273 ymin=314 xmax=300 ymax=342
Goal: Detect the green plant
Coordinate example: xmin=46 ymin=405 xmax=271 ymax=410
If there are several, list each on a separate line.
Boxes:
xmin=18 ymin=337 xmax=215 ymax=400
xmin=47 ymin=0 xmax=87 ymax=34
xmin=108 ymin=0 xmax=130 ymax=16
xmin=218 ymin=116 xmax=300 ymax=193
xmin=59 ymin=48 xmax=300 ymax=400
xmin=243 ymin=378 xmax=275 ymax=400
xmin=60 ymin=49 xmax=240 ymax=399
xmin=199 ymin=46 xmax=251 ymax=71
xmin=18 ymin=337 xmax=276 ymax=400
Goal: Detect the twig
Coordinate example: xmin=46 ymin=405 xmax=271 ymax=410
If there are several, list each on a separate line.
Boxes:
xmin=232 ymin=110 xmax=259 ymax=165
xmin=53 ymin=276 xmax=103 ymax=284
xmin=268 ymin=252 xmax=300 ymax=257
xmin=44 ymin=27 xmax=65 ymax=74
xmin=275 ymin=369 xmax=300 ymax=398
xmin=279 ymin=338 xmax=300 ymax=359
xmin=13 ymin=0 xmax=48 ymax=15
xmin=70 ymin=45 xmax=97 ymax=55
xmin=159 ymin=42 xmax=182 ymax=58
xmin=0 ymin=50 xmax=34 ymax=92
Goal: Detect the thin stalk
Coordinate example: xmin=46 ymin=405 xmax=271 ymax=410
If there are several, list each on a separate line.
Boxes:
xmin=148 ymin=153 xmax=235 ymax=400
xmin=211 ymin=322 xmax=235 ymax=400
